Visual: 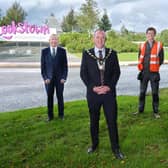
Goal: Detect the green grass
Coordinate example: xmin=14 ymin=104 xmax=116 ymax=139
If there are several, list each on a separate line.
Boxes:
xmin=72 ymin=52 xmax=138 ymax=61
xmin=118 ymin=52 xmax=138 ymax=61
xmin=73 ymin=51 xmax=168 ymax=62
xmin=0 ymin=89 xmax=168 ymax=168
xmin=118 ymin=50 xmax=168 ymax=61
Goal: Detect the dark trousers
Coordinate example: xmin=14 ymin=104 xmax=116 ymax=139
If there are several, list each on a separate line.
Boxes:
xmin=45 ymin=78 xmax=64 ymax=119
xmin=87 ymin=92 xmax=120 ymax=151
xmin=139 ymin=73 xmax=159 ymax=113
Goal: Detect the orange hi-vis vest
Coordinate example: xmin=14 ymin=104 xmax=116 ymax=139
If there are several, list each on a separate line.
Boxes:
xmin=138 ymin=41 xmax=163 ymax=72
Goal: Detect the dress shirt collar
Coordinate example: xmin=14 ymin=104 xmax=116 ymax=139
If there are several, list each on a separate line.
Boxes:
xmin=94 ymin=47 xmax=105 ymax=58
xmin=50 ymin=46 xmax=57 ymax=55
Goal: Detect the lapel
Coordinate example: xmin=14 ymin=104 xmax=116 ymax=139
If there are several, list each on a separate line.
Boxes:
xmin=105 ymin=48 xmax=109 ymax=57
xmin=55 ymin=47 xmax=60 ymax=58
xmin=105 ymin=48 xmax=113 ymax=72
xmin=43 ymin=47 xmax=53 ymax=65
xmin=89 ymin=48 xmax=100 ymax=73
xmin=47 ymin=47 xmax=53 ymax=62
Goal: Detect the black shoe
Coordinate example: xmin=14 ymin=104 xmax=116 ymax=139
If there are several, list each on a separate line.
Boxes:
xmin=113 ymin=149 xmax=124 ymax=160
xmin=46 ymin=118 xmax=53 ymax=122
xmin=87 ymin=146 xmax=97 ymax=154
xmin=59 ymin=116 xmax=64 ymax=120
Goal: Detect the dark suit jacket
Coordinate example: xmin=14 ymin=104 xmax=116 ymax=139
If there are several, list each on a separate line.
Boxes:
xmin=80 ymin=48 xmax=120 ymax=97
xmin=41 ymin=46 xmax=68 ymax=81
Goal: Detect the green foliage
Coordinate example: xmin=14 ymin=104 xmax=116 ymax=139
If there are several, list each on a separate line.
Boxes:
xmin=160 ymin=29 xmax=168 ymax=46
xmin=0 ymin=8 xmax=1 ymax=16
xmin=0 ymin=1 xmax=27 ymax=25
xmin=128 ymin=32 xmax=146 ymax=41
xmin=118 ymin=52 xmax=138 ymax=61
xmin=77 ymin=0 xmax=99 ymax=33
xmin=0 ymin=88 xmax=168 ymax=167
xmin=120 ymin=28 xmax=146 ymax=42
xmin=59 ymin=30 xmax=138 ymax=53
xmin=98 ymin=9 xmax=111 ymax=31
xmin=60 ymin=32 xmax=93 ymax=53
xmin=106 ymin=35 xmax=138 ymax=53
xmin=61 ymin=8 xmax=77 ymax=32
xmin=0 ymin=10 xmax=5 ymax=26
xmin=120 ymin=25 xmax=129 ymax=36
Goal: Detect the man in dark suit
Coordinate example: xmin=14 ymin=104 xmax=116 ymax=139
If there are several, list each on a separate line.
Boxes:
xmin=41 ymin=34 xmax=68 ymax=121
xmin=80 ymin=30 xmax=124 ymax=159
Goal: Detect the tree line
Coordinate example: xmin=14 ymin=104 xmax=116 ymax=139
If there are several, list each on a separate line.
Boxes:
xmin=1 ymin=0 xmax=168 ymax=47
xmin=0 ymin=1 xmax=26 ymax=26
xmin=0 ymin=0 xmax=111 ymax=33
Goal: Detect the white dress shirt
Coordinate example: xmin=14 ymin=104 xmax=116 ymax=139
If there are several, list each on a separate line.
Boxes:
xmin=94 ymin=47 xmax=105 ymax=58
xmin=50 ymin=46 xmax=57 ymax=56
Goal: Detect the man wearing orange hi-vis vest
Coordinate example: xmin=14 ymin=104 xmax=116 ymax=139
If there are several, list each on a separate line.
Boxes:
xmin=136 ymin=27 xmax=164 ymax=119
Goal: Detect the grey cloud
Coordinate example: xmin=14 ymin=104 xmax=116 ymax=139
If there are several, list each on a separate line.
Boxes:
xmin=1 ymin=0 xmax=168 ymax=32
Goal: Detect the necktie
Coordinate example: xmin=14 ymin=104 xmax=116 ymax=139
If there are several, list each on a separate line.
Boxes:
xmin=52 ymin=48 xmax=55 ymax=57
xmin=98 ymin=50 xmax=103 ymax=59
xmin=98 ymin=50 xmax=104 ymax=85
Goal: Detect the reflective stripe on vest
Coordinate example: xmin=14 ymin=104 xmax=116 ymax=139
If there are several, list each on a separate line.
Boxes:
xmin=137 ymin=41 xmax=162 ymax=72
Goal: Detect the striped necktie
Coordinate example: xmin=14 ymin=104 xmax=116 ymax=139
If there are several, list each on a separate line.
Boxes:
xmin=98 ymin=50 xmax=104 ymax=85
xmin=98 ymin=50 xmax=103 ymax=59
xmin=52 ymin=48 xmax=55 ymax=57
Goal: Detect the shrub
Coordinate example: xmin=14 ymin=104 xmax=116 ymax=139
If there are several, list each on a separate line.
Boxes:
xmin=60 ymin=31 xmax=139 ymax=53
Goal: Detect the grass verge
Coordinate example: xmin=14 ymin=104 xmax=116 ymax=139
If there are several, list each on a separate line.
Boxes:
xmin=0 ymin=89 xmax=168 ymax=168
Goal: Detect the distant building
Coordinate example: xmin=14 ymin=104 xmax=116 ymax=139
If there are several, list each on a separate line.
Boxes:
xmin=45 ymin=14 xmax=62 ymax=34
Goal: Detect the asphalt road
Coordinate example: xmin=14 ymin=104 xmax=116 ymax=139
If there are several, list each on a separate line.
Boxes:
xmin=1 ymin=65 xmax=168 ymax=112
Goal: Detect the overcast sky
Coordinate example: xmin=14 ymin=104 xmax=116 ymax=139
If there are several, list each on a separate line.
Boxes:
xmin=0 ymin=0 xmax=168 ymax=32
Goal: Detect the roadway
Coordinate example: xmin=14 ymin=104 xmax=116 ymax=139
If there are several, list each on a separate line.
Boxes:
xmin=0 ymin=65 xmax=168 ymax=112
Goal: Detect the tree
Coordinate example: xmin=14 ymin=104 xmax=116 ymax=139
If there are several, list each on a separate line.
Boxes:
xmin=61 ymin=8 xmax=77 ymax=32
xmin=0 ymin=8 xmax=2 ymax=20
xmin=0 ymin=8 xmax=4 ymax=26
xmin=160 ymin=29 xmax=168 ymax=46
xmin=3 ymin=1 xmax=27 ymax=25
xmin=98 ymin=9 xmax=111 ymax=31
xmin=120 ymin=24 xmax=129 ymax=36
xmin=0 ymin=9 xmax=6 ymax=26
xmin=77 ymin=0 xmax=99 ymax=34
xmin=0 ymin=9 xmax=2 ymax=25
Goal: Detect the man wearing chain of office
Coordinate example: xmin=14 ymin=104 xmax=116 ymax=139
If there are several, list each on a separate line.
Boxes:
xmin=80 ymin=29 xmax=124 ymax=159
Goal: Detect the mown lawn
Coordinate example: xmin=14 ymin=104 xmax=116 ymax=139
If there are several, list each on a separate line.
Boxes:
xmin=118 ymin=50 xmax=168 ymax=61
xmin=74 ymin=50 xmax=168 ymax=62
xmin=0 ymin=89 xmax=168 ymax=168
xmin=118 ymin=52 xmax=137 ymax=61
